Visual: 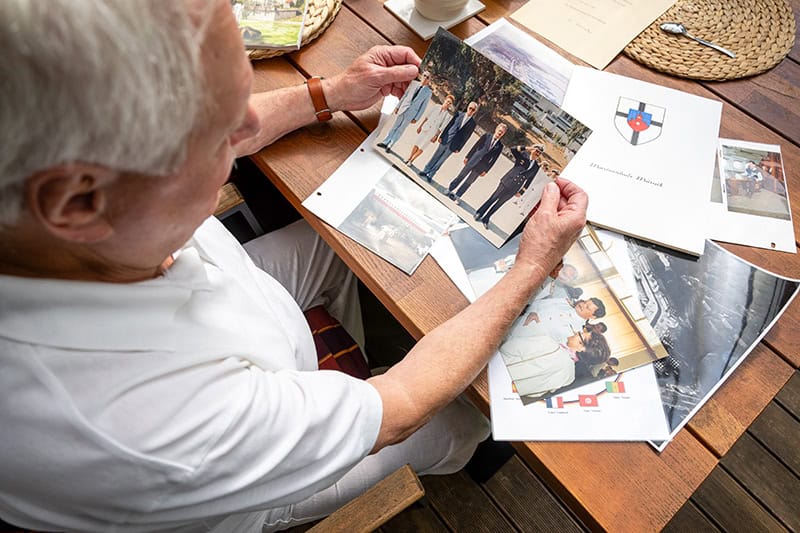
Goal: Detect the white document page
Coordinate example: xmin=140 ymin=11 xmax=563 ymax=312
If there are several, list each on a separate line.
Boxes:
xmin=709 ymin=138 xmax=796 ymax=253
xmin=561 ymin=67 xmax=722 ymax=256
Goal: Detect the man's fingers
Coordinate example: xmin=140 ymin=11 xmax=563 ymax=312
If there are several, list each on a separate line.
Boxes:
xmin=373 ymin=64 xmax=420 ymax=90
xmin=374 ymin=45 xmax=421 ymax=68
xmin=536 ymin=182 xmax=560 ymax=216
xmin=555 ymin=178 xmax=588 ymax=212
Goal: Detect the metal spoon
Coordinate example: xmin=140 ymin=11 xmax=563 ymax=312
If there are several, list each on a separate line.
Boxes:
xmin=659 ymin=22 xmax=736 ymax=58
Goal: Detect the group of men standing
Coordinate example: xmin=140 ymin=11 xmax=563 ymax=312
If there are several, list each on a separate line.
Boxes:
xmin=378 ymin=73 xmax=548 ymax=229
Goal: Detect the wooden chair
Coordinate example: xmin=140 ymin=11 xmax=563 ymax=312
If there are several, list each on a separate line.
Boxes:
xmin=306 ymin=464 xmax=424 ymax=532
xmin=0 ymin=465 xmax=424 ymax=532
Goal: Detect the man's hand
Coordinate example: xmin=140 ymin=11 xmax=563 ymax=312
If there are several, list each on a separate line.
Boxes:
xmin=515 ymin=179 xmax=588 ymax=280
xmin=323 ymin=46 xmax=421 ymax=112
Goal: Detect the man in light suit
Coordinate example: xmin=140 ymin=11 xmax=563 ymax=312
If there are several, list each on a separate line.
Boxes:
xmin=377 ymin=71 xmax=432 ymax=152
xmin=447 ymin=123 xmax=507 ymax=204
xmin=474 ymin=144 xmax=543 ymax=229
xmin=419 ymin=101 xmax=479 ymax=182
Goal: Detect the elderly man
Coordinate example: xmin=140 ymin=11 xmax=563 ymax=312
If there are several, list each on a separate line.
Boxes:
xmin=447 ymin=123 xmax=507 ymax=205
xmin=474 ymin=144 xmax=545 ymax=229
xmin=0 ymin=1 xmax=587 ymax=532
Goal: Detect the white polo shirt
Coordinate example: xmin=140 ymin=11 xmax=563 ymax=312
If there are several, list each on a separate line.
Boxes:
xmin=0 ymin=218 xmax=382 ymax=532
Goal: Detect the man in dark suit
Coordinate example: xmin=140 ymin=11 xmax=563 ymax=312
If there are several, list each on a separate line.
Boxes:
xmin=474 ymin=144 xmax=544 ymax=229
xmin=447 ymin=123 xmax=507 ymax=204
xmin=419 ymin=101 xmax=478 ymax=182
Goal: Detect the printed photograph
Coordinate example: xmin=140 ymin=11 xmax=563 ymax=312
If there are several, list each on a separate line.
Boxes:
xmin=450 ymin=225 xmax=668 ymax=405
xmin=467 ymin=18 xmax=574 ymax=106
xmin=621 ymin=237 xmax=799 ymax=450
xmin=719 ymin=140 xmax=791 ymax=220
xmin=232 ymin=0 xmax=307 ymax=49
xmin=375 ymin=28 xmax=591 ymax=248
xmin=337 ymin=167 xmax=457 ymax=274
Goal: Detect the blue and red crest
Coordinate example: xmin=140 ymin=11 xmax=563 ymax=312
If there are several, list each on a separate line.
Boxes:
xmin=614 ymin=97 xmax=665 ymax=145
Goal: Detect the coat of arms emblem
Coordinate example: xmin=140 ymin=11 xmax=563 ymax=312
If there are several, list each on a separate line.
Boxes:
xmin=614 ymin=97 xmax=665 ymax=146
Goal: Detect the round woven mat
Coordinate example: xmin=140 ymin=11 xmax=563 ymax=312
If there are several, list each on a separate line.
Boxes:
xmin=247 ymin=0 xmax=342 ymax=60
xmin=624 ymin=0 xmax=796 ymax=81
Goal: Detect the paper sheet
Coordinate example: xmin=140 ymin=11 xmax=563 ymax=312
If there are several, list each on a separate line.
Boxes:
xmin=302 ymin=127 xmax=457 ymax=274
xmin=708 ymin=138 xmax=796 ymax=253
xmin=560 ymin=67 xmax=722 ymax=255
xmin=511 ymin=0 xmax=675 ymax=69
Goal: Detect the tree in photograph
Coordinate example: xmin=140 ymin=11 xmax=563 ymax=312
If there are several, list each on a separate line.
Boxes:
xmin=565 ymin=121 xmax=591 ymax=147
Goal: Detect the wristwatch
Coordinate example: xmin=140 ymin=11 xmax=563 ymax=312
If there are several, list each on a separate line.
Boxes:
xmin=306 ymin=76 xmax=332 ymax=122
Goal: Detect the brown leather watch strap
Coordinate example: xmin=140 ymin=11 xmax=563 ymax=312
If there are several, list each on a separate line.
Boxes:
xmin=306 ymin=76 xmax=332 ymax=122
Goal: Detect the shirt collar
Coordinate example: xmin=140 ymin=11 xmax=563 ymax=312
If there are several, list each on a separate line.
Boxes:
xmin=0 ymin=238 xmax=211 ymax=352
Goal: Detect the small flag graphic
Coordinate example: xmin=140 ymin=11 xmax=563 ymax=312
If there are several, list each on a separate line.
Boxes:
xmin=579 ymin=395 xmax=599 ymax=407
xmin=545 ymin=396 xmax=564 ymax=408
xmin=605 ymin=382 xmax=627 ymax=393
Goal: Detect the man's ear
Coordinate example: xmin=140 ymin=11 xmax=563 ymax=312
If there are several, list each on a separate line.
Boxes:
xmin=25 ymin=163 xmax=119 ymax=243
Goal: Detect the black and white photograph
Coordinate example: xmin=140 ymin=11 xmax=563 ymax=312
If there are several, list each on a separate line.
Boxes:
xmin=621 ymin=236 xmax=800 ymax=450
xmin=450 ymin=225 xmax=667 ymax=404
xmin=375 ymin=28 xmax=591 ymax=247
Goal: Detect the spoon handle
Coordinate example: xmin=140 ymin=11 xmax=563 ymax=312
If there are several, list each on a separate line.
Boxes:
xmin=686 ymin=33 xmax=736 ymax=58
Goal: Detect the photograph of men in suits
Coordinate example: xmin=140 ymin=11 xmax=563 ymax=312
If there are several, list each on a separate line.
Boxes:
xmin=419 ymin=101 xmax=479 ymax=182
xmin=377 ymin=71 xmax=432 ymax=152
xmin=447 ymin=123 xmax=507 ymax=204
xmin=474 ymin=144 xmax=544 ymax=228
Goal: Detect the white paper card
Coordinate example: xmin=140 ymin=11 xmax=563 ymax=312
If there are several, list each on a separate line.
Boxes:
xmin=303 ymin=128 xmax=458 ymax=274
xmin=709 ymin=138 xmax=796 ymax=253
xmin=489 ymin=355 xmax=670 ymax=441
xmin=561 ymin=67 xmax=722 ymax=256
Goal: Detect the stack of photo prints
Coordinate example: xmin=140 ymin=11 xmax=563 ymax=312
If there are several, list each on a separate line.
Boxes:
xmin=302 ymin=23 xmax=799 ymax=451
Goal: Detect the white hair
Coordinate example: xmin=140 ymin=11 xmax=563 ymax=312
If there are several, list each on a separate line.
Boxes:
xmin=0 ymin=0 xmax=215 ymax=225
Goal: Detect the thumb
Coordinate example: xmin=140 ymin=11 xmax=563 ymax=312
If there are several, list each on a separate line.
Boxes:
xmin=537 ymin=182 xmax=560 ymax=215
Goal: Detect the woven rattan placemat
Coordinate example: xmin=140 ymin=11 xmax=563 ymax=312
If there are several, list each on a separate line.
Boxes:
xmin=247 ymin=0 xmax=342 ymax=60
xmin=624 ymin=0 xmax=796 ymax=81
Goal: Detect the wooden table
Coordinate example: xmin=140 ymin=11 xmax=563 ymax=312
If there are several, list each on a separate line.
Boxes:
xmin=248 ymin=2 xmax=800 ymax=530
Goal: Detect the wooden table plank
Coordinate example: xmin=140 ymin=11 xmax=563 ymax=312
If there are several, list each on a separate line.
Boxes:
xmin=422 ymin=470 xmax=515 ymax=532
xmin=686 ymin=344 xmax=795 ymax=456
xmin=763 ymin=298 xmax=800 ymax=369
xmin=509 ymin=430 xmax=718 ymax=532
xmin=703 ymin=59 xmax=800 ymax=147
xmin=721 ymin=433 xmax=800 ymax=530
xmin=776 ymin=371 xmax=800 ymax=413
xmin=663 ymin=501 xmax=722 ymax=532
xmin=481 ymin=455 xmax=584 ymax=532
xmin=691 ymin=467 xmax=788 ymax=532
xmin=748 ymin=401 xmax=800 ymax=477
xmin=379 ymin=501 xmax=449 ymax=532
